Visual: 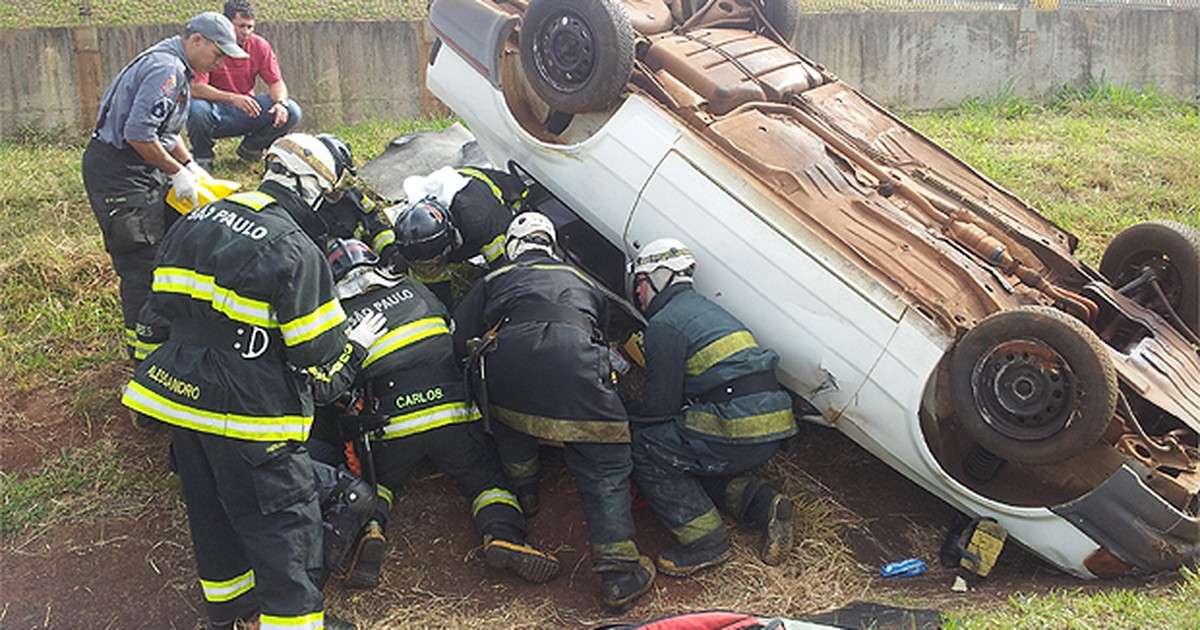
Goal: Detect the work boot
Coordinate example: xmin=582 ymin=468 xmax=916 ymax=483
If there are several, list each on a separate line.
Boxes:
xmin=597 ymin=556 xmax=655 ymax=613
xmin=759 ymin=493 xmax=794 ymax=566
xmin=195 ymin=156 xmax=214 ymax=172
xmin=236 ymin=144 xmax=264 ymax=163
xmin=344 ymin=520 xmax=385 ymax=589
xmin=514 ymin=482 xmax=540 ymax=517
xmin=656 ymin=533 xmax=732 ymax=577
xmin=482 ymin=536 xmax=561 ymax=583
xmin=324 ymin=613 xmax=356 ymax=630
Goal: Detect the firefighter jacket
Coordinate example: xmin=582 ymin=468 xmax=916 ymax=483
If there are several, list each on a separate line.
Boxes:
xmin=341 ymin=276 xmax=480 ymax=439
xmin=122 ymin=183 xmax=356 ymax=442
xmin=321 ymin=187 xmax=397 ymax=260
xmin=640 ymin=282 xmax=797 ymax=445
xmin=446 ymin=169 xmax=521 ymax=267
xmin=453 ymin=251 xmax=629 ymax=443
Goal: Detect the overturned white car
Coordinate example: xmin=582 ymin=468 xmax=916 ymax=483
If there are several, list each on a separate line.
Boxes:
xmin=425 ymin=0 xmax=1200 ymax=578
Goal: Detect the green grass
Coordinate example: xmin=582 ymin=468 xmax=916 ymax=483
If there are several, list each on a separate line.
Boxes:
xmin=2 ymin=89 xmax=1197 ymax=626
xmin=943 ymin=567 xmax=1200 ymax=629
xmin=0 ymin=0 xmax=429 ymax=29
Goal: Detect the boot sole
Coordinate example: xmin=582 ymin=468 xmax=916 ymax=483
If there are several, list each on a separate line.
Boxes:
xmin=656 ymin=546 xmax=732 ymax=577
xmin=761 ymin=495 xmax=794 ymax=566
xmin=344 ymin=530 xmax=386 ymax=589
xmin=483 ymin=540 xmax=561 ymax=583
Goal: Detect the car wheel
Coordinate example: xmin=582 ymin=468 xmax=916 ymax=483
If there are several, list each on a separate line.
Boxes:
xmin=1100 ymin=220 xmax=1200 ymax=335
xmin=519 ymin=0 xmax=635 ymax=114
xmin=949 ymin=306 xmax=1117 ymax=465
xmin=760 ymin=0 xmax=799 ymax=43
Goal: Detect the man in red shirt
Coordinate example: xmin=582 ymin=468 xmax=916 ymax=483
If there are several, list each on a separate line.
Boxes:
xmin=187 ymin=0 xmax=301 ymax=169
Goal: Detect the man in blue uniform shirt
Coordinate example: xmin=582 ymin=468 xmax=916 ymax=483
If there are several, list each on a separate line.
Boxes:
xmin=82 ymin=12 xmax=247 ymax=367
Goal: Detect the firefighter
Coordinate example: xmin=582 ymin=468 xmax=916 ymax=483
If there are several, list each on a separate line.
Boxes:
xmin=453 ymin=213 xmax=654 ymax=613
xmin=393 ymin=166 xmax=526 ymax=307
xmin=313 ymin=133 xmax=399 ymax=268
xmin=627 ymin=238 xmax=798 ymax=577
xmin=308 ymin=238 xmax=560 ymax=589
xmin=121 ymin=133 xmax=382 ymax=630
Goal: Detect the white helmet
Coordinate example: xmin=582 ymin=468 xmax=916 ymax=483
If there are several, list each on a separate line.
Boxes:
xmin=631 ymin=238 xmax=695 ymax=312
xmin=505 ymin=212 xmax=557 ymax=260
xmin=632 ymin=238 xmax=696 ymax=276
xmin=263 ymin=133 xmax=338 ymax=209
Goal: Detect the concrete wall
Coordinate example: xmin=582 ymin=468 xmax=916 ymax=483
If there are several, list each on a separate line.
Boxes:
xmin=1 ymin=10 xmax=1197 ymax=137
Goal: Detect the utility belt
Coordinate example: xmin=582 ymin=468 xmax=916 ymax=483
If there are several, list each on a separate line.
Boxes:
xmin=505 ymin=301 xmax=601 ymax=341
xmin=171 ymin=318 xmax=283 ymax=360
xmin=695 ymin=371 xmax=779 ymax=405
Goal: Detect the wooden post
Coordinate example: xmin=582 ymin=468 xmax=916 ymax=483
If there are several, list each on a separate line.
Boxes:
xmin=418 ymin=21 xmax=449 ymax=119
xmin=74 ymin=25 xmax=102 ymax=132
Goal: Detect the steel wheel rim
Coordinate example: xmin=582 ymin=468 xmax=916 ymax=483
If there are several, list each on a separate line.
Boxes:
xmin=971 ymin=339 xmax=1075 ymax=441
xmin=532 ymin=10 xmax=595 ymax=94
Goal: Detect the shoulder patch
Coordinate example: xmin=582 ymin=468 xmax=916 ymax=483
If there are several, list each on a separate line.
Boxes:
xmin=151 ymin=96 xmax=171 ymax=121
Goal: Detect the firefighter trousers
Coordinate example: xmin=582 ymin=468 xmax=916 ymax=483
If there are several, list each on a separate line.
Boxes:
xmin=630 ymin=421 xmax=783 ymax=544
xmin=170 ymin=426 xmax=325 ymax=623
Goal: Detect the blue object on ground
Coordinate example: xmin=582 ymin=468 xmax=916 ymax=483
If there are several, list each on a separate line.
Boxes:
xmin=881 ymin=558 xmax=927 ymax=578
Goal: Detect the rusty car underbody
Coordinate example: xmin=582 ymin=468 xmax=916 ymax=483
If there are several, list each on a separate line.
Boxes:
xmin=427 ymin=0 xmax=1199 ymax=577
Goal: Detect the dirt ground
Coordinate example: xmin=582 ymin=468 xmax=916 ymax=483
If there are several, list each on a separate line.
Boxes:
xmin=0 ymin=367 xmax=1184 ymax=629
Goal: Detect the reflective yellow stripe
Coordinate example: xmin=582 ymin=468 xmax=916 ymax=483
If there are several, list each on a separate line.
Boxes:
xmin=372 ymin=229 xmax=396 ymax=253
xmin=378 ymin=401 xmax=481 ymax=439
xmin=127 ymin=327 xmax=159 ymax=361
xmin=685 ymin=331 xmax=757 ymax=376
xmin=200 ymin=569 xmax=255 ymax=603
xmin=492 ymin=405 xmax=629 ymax=443
xmin=459 ymin=167 xmax=505 ymax=202
xmin=153 ymin=267 xmax=276 ymax=327
xmin=684 ymin=407 xmax=797 ymax=440
xmin=280 ymin=298 xmax=346 ymax=346
xmin=484 ymin=262 xmax=597 ymax=288
xmin=362 ymin=317 xmax=448 ymax=368
xmin=377 ymin=483 xmax=394 ymax=510
xmin=225 ymin=190 xmax=274 ymax=211
xmin=671 ymin=506 xmax=723 ymax=544
xmin=480 ymin=233 xmax=506 ymax=263
xmin=259 ymin=611 xmax=322 ymax=629
xmin=472 ymin=487 xmax=520 ymax=517
xmin=413 ymin=266 xmax=452 ymax=284
xmin=123 ymin=381 xmax=310 ymax=442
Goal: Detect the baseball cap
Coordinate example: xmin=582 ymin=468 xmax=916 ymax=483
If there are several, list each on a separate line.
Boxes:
xmin=186 ymin=12 xmax=249 ymax=59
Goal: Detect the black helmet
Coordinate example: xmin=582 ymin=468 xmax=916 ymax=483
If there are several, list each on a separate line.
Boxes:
xmin=326 ymin=238 xmax=379 ymax=283
xmin=395 ymin=197 xmax=455 ymax=262
xmin=316 ymin=133 xmax=357 ymax=191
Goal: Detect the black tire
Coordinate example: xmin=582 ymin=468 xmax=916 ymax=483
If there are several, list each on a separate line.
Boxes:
xmin=1100 ymin=220 xmax=1200 ymax=335
xmin=760 ymin=0 xmax=800 ymax=43
xmin=949 ymin=306 xmax=1117 ymax=465
xmin=519 ymin=0 xmax=635 ymax=114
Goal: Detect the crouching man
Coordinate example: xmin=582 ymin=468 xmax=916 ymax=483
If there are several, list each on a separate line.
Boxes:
xmin=309 ymin=238 xmax=560 ymax=590
xmin=628 ymin=238 xmax=799 ymax=577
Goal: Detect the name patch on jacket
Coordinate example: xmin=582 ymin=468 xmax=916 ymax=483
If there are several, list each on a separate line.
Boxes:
xmin=146 ymin=364 xmax=201 ymax=399
xmin=396 ymin=387 xmax=444 ymax=410
xmin=187 ymin=205 xmax=269 ymax=240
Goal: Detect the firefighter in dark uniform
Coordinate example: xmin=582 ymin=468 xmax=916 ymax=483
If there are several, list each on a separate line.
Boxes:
xmin=82 ymin=12 xmax=247 ymax=365
xmin=627 ymin=238 xmax=798 ymax=577
xmin=308 ymin=239 xmax=560 ymax=589
xmin=453 ymin=213 xmax=655 ymax=613
xmin=393 ymin=166 xmax=526 ymax=307
xmin=121 ymin=134 xmax=378 ymax=630
xmin=313 ymin=134 xmax=399 ymax=268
